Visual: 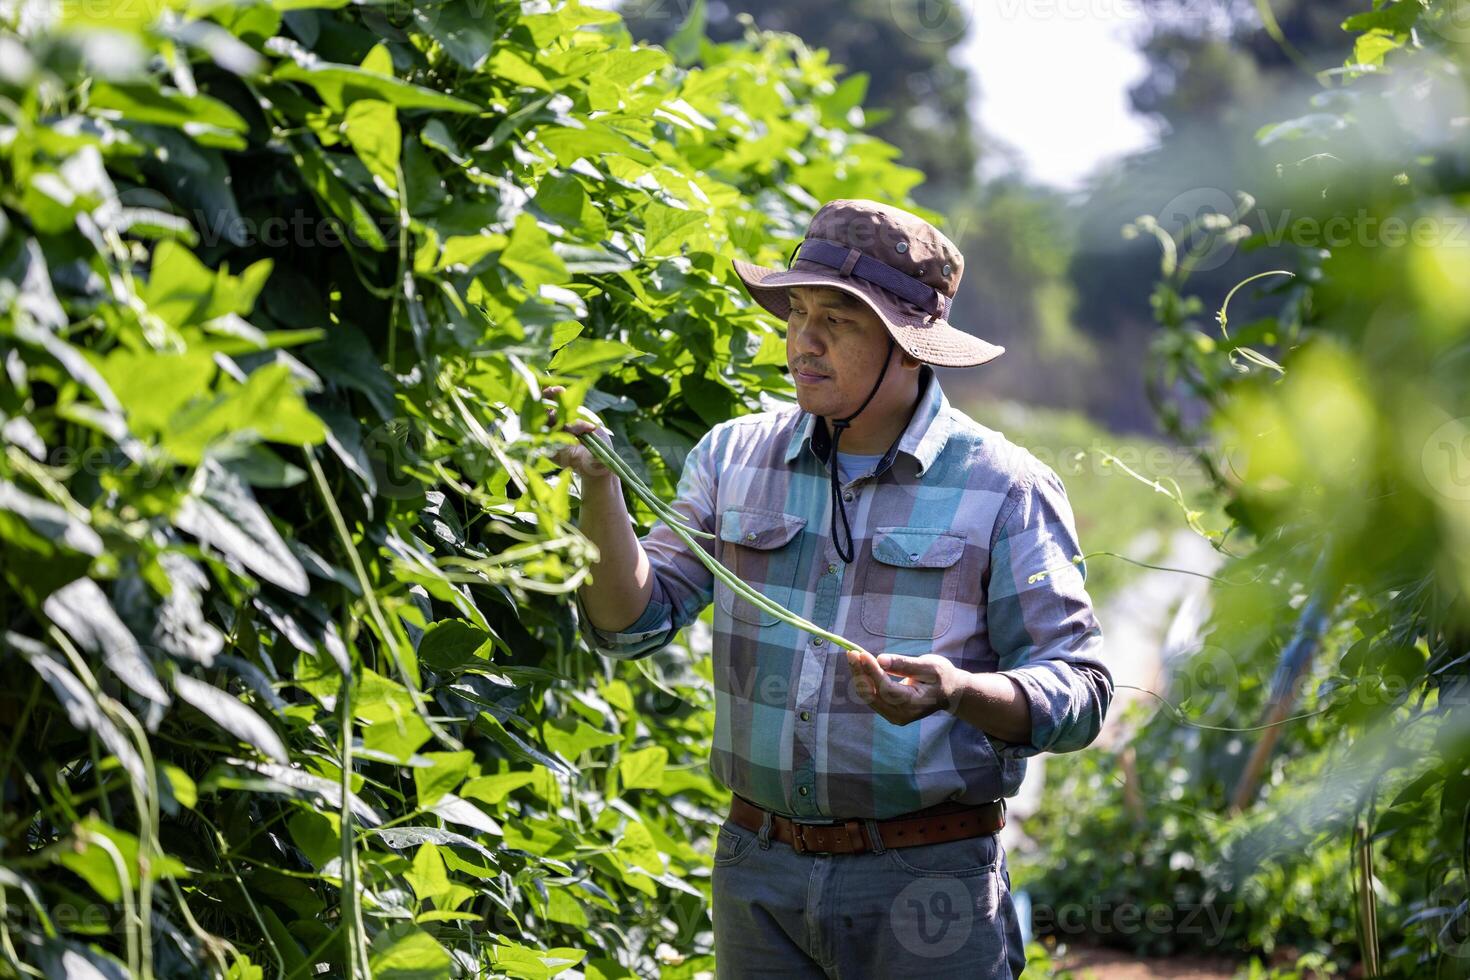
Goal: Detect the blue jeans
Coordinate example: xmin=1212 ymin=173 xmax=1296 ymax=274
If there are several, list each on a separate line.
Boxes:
xmin=711 ymin=809 xmax=1027 ymax=979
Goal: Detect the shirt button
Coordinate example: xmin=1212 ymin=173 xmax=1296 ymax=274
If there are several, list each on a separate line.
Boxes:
xmin=843 ymin=491 xmax=854 ymax=502
xmin=745 ymin=532 xmax=755 ymax=540
xmin=800 ymin=710 xmax=811 ymax=721
xmin=813 ymin=637 xmax=824 ymax=646
xmin=827 ymin=562 xmax=838 ymax=574
xmin=909 ymin=553 xmax=920 ymax=561
xmin=798 ymin=786 xmax=809 ymax=796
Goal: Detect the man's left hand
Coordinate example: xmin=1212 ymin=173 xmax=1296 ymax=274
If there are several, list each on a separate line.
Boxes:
xmin=844 ymin=649 xmax=965 ymax=726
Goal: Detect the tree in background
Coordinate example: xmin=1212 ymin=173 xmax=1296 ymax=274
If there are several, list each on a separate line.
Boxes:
xmin=1066 ymin=0 xmax=1371 ymax=432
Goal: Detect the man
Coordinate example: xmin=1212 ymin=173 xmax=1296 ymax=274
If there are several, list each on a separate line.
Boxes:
xmin=547 ymin=199 xmax=1112 ymax=978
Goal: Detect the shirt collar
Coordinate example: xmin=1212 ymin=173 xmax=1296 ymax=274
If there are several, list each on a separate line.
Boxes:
xmin=783 ymin=363 xmax=952 ymax=478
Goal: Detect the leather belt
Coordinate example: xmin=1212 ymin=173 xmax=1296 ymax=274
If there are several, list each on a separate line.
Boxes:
xmin=728 ymin=793 xmax=1006 ymax=856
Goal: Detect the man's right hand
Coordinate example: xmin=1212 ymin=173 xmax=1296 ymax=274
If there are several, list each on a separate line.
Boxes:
xmin=541 ymin=384 xmax=617 ymax=480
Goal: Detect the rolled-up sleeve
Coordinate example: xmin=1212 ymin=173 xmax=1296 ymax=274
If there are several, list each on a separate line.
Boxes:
xmin=573 ymin=423 xmax=721 ymax=661
xmin=985 ymin=464 xmax=1112 ymax=760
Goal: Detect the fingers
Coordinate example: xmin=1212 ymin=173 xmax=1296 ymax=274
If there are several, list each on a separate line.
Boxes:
xmin=846 ymin=655 xmax=876 ymax=687
xmin=540 ymin=386 xmax=606 ymax=437
xmin=845 ymin=649 xmax=889 ymax=700
xmin=876 ymin=654 xmax=931 ymax=677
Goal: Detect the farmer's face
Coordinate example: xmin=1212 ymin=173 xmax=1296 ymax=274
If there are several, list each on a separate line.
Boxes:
xmin=785 ymin=286 xmax=918 ymax=425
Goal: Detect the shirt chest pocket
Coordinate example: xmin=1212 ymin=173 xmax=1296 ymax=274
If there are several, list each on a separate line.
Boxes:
xmin=717 ymin=507 xmax=807 ymax=627
xmin=858 ymin=526 xmax=967 ymax=640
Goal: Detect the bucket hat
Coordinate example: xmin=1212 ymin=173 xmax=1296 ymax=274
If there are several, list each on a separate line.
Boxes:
xmin=731 ymin=198 xmax=1004 ymax=368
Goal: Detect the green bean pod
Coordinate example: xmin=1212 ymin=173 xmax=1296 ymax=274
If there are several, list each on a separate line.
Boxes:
xmin=575 ymin=428 xmax=716 ymax=541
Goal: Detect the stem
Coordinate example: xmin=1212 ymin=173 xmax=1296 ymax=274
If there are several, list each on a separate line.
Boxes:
xmin=1216 ymin=269 xmax=1294 ymax=339
xmin=338 ymin=670 xmax=370 ymax=978
xmin=0 ymin=677 xmax=41 ymax=800
xmin=304 ymin=445 xmax=462 ymax=752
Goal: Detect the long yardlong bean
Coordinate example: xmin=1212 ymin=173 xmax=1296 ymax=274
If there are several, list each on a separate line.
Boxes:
xmin=571 ymin=411 xmax=715 ymax=541
xmin=577 ymin=435 xmax=716 ymax=543
xmin=572 ymin=427 xmax=866 ymax=654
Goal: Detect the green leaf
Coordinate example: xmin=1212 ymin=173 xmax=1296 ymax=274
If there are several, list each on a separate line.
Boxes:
xmin=160 ymin=764 xmax=197 ymax=810
xmin=369 ymin=826 xmax=495 ymax=860
xmin=428 ymin=793 xmax=501 ymax=835
xmin=0 ymin=480 xmax=103 ymax=557
xmin=174 ymin=673 xmax=290 ymax=763
xmin=413 ymin=750 xmax=476 ymax=808
xmin=140 ymin=241 xmax=272 ymax=328
xmin=174 ymin=459 xmax=310 ymax=595
xmin=537 ymin=122 xmax=653 ymax=167
xmin=417 ymin=620 xmax=492 ymax=673
xmin=413 ymin=3 xmax=496 ymax=70
xmin=460 ymin=771 xmax=537 ymax=807
xmin=43 ymin=578 xmax=170 ymax=712
xmin=259 ymin=907 xmax=308 ymax=975
xmin=489 ymin=940 xmax=586 ymax=980
xmin=488 ymin=48 xmax=552 ymax=91
xmin=274 ymin=58 xmax=480 ymax=114
xmin=545 ymin=887 xmax=589 ymax=927
xmin=548 ymin=338 xmax=651 ymax=377
xmin=291 ymin=139 xmax=389 ymax=251
xmin=499 ymin=212 xmax=568 ymax=289
xmin=89 ymin=83 xmax=248 ymax=145
xmin=617 ymin=746 xmax=667 ymax=790
xmin=404 ymin=843 xmax=451 ymax=902
xmin=542 ymin=717 xmax=619 ymax=761
xmin=359 ymin=701 xmax=433 ymax=762
xmin=616 ymin=819 xmax=663 ymax=875
xmin=1351 ymin=28 xmax=1403 ymax=67
xmin=58 ymin=815 xmax=190 ymax=903
xmin=1342 ymin=2 xmax=1422 ymax=36
xmin=96 ymin=348 xmax=216 ymax=437
xmin=164 ymin=362 xmax=326 ymax=464
xmin=367 ymin=923 xmax=453 ymax=979
xmin=342 ymin=99 xmax=401 ymax=193
xmin=640 ymin=201 xmax=708 ymax=257
xmin=288 ymin=810 xmax=340 ymax=868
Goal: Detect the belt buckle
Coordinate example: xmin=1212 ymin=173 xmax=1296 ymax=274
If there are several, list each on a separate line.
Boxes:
xmin=790 ymin=818 xmax=861 ymax=855
xmin=789 ymin=817 xmax=836 ymax=854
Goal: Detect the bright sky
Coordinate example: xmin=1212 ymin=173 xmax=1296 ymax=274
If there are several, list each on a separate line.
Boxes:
xmin=960 ymin=3 xmax=1163 ymax=192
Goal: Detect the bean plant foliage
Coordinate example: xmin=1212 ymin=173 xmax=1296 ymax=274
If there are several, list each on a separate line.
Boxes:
xmin=0 ymin=0 xmax=933 ymax=975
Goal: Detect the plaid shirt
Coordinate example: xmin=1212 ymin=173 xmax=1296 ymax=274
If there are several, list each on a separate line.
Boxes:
xmin=573 ymin=365 xmax=1112 ymax=820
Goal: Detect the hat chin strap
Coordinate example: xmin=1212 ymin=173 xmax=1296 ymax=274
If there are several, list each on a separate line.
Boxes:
xmin=825 ymin=335 xmax=896 ymax=564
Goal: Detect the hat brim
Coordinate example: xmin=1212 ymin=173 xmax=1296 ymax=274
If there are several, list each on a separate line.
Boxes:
xmin=732 ymin=257 xmax=1005 ymax=369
